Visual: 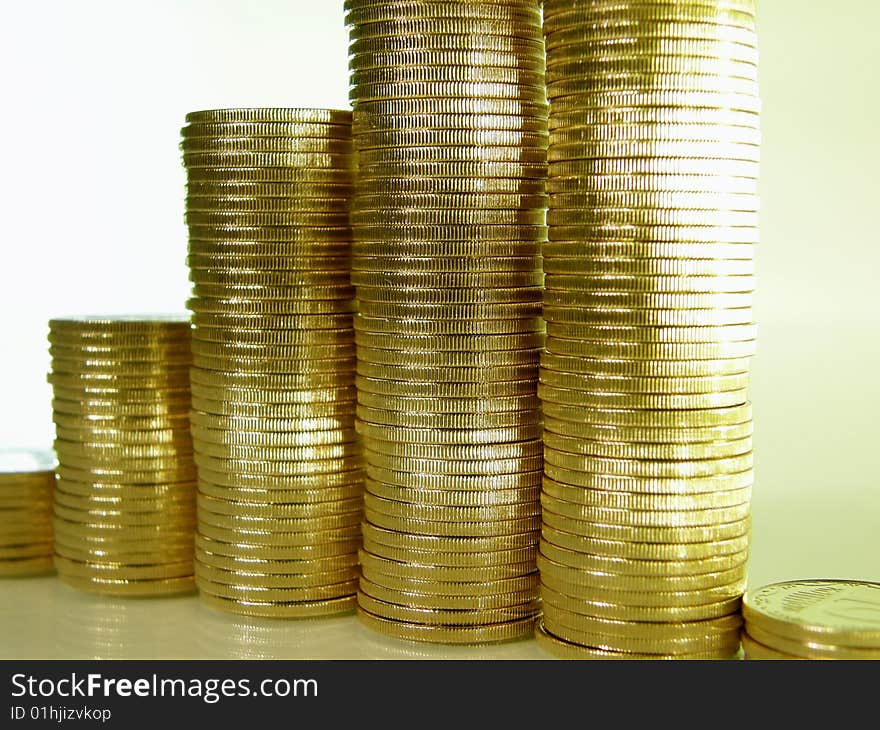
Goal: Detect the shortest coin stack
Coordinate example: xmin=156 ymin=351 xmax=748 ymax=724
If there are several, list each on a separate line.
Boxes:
xmin=0 ymin=450 xmax=56 ymax=576
xmin=48 ymin=316 xmax=197 ymax=596
xmin=742 ymin=579 xmax=880 ymax=660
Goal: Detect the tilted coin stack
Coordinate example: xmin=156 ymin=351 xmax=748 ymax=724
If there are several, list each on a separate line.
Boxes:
xmin=0 ymin=450 xmax=56 ymax=576
xmin=346 ymin=0 xmax=547 ymax=643
xmin=742 ymin=580 xmax=880 ymax=660
xmin=48 ymin=317 xmax=196 ymax=596
xmin=536 ymin=0 xmax=759 ymax=658
xmin=181 ymin=108 xmax=362 ymax=618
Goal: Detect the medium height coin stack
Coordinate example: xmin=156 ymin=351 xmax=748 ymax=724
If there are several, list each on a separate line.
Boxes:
xmin=0 ymin=450 xmax=56 ymax=576
xmin=181 ymin=108 xmax=362 ymax=618
xmin=536 ymin=0 xmax=759 ymax=658
xmin=48 ymin=317 xmax=196 ymax=596
xmin=347 ymin=0 xmax=547 ymax=643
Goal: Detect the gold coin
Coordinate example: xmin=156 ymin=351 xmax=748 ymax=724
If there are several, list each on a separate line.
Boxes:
xmin=365 ymin=511 xmax=541 ymax=538
xmin=186 ymin=206 xmax=350 ymax=226
xmin=51 ymin=412 xmax=190 ymax=434
xmin=364 ymin=466 xmax=541 ymax=492
xmin=542 ymin=401 xmax=751 ymax=428
xmin=357 ymin=161 xmax=547 ymax=182
xmin=360 ymin=575 xmax=537 ymax=612
xmin=535 ymin=622 xmax=737 ymax=660
xmin=197 ymin=494 xmax=361 ymax=520
xmin=740 ymin=632 xmax=801 ymax=660
xmin=181 ymin=152 xmax=354 ymax=172
xmin=189 ymin=367 xmax=353 ymax=390
xmin=195 ymin=533 xmax=359 ymax=561
xmin=53 ymin=503 xmax=194 ymax=529
xmin=541 ymin=584 xmax=741 ymax=623
xmin=539 ymin=384 xmax=748 ymax=410
xmin=355 ymin=286 xmax=542 ymax=306
xmin=0 ymin=542 xmax=53 ymax=559
xmin=540 ymin=369 xmax=749 ymax=396
xmin=0 ymin=556 xmax=55 ymax=577
xmin=58 ymin=572 xmax=195 ymax=597
xmin=364 ymin=437 xmax=542 ymax=461
xmin=195 ymin=558 xmax=356 ymax=586
xmin=364 ymin=493 xmax=539 ymax=524
xmin=187 ymin=254 xmax=351 ymax=275
xmin=361 ymin=559 xmax=538 ymax=595
xmin=349 ymin=31 xmax=543 ymax=56
xmin=197 ymin=481 xmax=361 ymax=507
xmin=353 ymin=255 xmax=540 ymax=275
xmin=356 ymin=329 xmax=540 ymax=348
xmin=353 ymin=108 xmax=546 ymax=132
xmin=195 ymin=577 xmax=357 ymax=603
xmin=744 ymin=624 xmax=880 ymax=660
xmin=542 ymin=306 xmax=753 ymax=329
xmin=354 ymin=147 xmax=547 ymax=171
xmin=358 ymin=392 xmax=537 ymax=416
xmin=185 ymin=108 xmax=351 ymax=125
xmin=195 ymin=565 xmax=357 ymax=592
xmin=549 ymin=62 xmax=757 ymax=91
xmin=542 ymin=507 xmax=750 ymax=543
xmin=356 ymin=591 xmax=538 ymax=627
xmin=545 ymin=273 xmax=755 ymax=295
xmin=188 ymin=298 xmax=355 ymax=317
xmin=186 ymin=225 xmax=352 ymax=242
xmin=365 ymin=451 xmax=542 ymax=476
xmin=356 ymin=332 xmax=541 ymax=356
xmin=542 ymin=523 xmax=749 ymax=561
xmin=186 ymin=181 xmax=352 ymax=201
xmin=358 ymin=550 xmax=535 ymax=583
xmin=198 ymin=522 xmax=361 ymax=547
xmin=190 ymin=381 xmax=354 ymax=404
xmin=550 ymin=158 xmax=758 ymax=183
xmin=354 ymin=126 xmax=547 ymax=150
xmin=542 ymin=478 xmax=751 ymax=510
xmin=345 ymin=2 xmax=541 ymax=25
xmin=542 ymin=290 xmax=754 ymax=311
xmin=356 ymin=377 xmax=537 ymax=401
xmin=549 ymin=210 xmax=758 ymax=232
xmin=182 ymin=119 xmax=351 ymax=136
xmin=189 ymin=410 xmax=359 ymax=435
xmin=198 ymin=591 xmax=356 ymax=618
xmin=742 ymin=580 xmax=880 ymax=649
xmin=543 ymin=450 xmax=753 ymax=479
xmin=190 ymin=400 xmax=354 ymax=422
xmin=357 ymin=405 xmax=540 ymax=430
xmin=362 ymin=521 xmax=538 ymax=554
xmin=357 ymin=606 xmax=536 ymax=644
xmin=540 ymin=571 xmax=746 ymax=608
xmin=545 ymin=20 xmax=756 ymax=48
xmin=548 ymin=76 xmax=758 ymax=103
xmin=49 ymin=315 xmax=189 ymax=334
xmin=539 ymin=539 xmax=747 ymax=577
xmin=195 ymin=465 xmax=362 ymax=491
xmin=197 ymin=510 xmax=362 ymax=534
xmin=363 ymin=537 xmax=536 ymax=568
xmin=543 ymin=258 xmax=755 ymax=280
xmin=56 ymin=477 xmax=191 ymax=498
xmin=351 ymin=208 xmax=545 ymax=228
xmin=356 ymin=420 xmax=542 ymax=445
xmin=543 ymin=611 xmax=740 ymax=655
xmin=351 ymin=67 xmax=545 ymax=91
xmin=538 ymin=553 xmax=746 ymax=592
xmin=54 ymin=555 xmax=193 ymax=580
xmin=54 ymin=489 xmax=193 ymax=513
xmin=353 ymin=176 xmax=546 ymax=197
xmin=540 ymin=353 xmax=751 ymax=380
xmin=54 ymin=541 xmax=192 ymax=565
xmin=180 ymin=137 xmax=351 ymax=155
xmin=191 ymin=353 xmax=355 ymax=375
xmin=55 ymin=464 xmax=196 ymax=486
xmin=53 ymin=438 xmax=192 ymax=460
xmin=53 ymin=425 xmax=192 ymax=446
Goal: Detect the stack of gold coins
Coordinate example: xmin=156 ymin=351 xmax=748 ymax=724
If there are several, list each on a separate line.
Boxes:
xmin=346 ymin=0 xmax=547 ymax=643
xmin=181 ymin=108 xmax=362 ymax=619
xmin=536 ymin=0 xmax=759 ymax=659
xmin=47 ymin=316 xmax=196 ymax=596
xmin=742 ymin=580 xmax=880 ymax=660
xmin=0 ymin=450 xmax=55 ymax=576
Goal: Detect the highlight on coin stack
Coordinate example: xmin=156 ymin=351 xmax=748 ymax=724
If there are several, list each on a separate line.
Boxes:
xmin=535 ymin=0 xmax=759 ymax=659
xmin=346 ymin=0 xmax=547 ymax=643
xmin=181 ymin=108 xmax=362 ymax=618
xmin=742 ymin=580 xmax=880 ymax=660
xmin=47 ymin=316 xmax=197 ymax=596
xmin=0 ymin=449 xmax=56 ymax=577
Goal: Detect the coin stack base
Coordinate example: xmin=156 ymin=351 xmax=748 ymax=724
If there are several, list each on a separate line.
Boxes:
xmin=48 ymin=316 xmax=197 ymax=597
xmin=742 ymin=580 xmax=880 ymax=660
xmin=182 ymin=108 xmax=361 ymax=619
xmin=0 ymin=450 xmax=56 ymax=577
xmin=347 ymin=0 xmax=547 ymax=644
xmin=537 ymin=0 xmax=759 ymax=658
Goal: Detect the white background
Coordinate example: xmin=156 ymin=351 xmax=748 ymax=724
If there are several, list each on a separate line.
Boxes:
xmin=0 ymin=1 xmax=878 ymax=592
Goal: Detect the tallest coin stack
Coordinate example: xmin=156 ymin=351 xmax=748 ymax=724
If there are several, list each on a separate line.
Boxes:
xmin=347 ymin=0 xmax=548 ymax=643
xmin=536 ymin=0 xmax=760 ymax=659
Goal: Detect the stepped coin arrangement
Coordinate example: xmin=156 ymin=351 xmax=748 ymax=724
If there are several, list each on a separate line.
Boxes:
xmin=536 ymin=0 xmax=759 ymax=659
xmin=742 ymin=580 xmax=880 ymax=660
xmin=346 ymin=0 xmax=547 ymax=643
xmin=181 ymin=108 xmax=362 ymax=618
xmin=47 ymin=316 xmax=196 ymax=596
xmin=0 ymin=450 xmax=56 ymax=576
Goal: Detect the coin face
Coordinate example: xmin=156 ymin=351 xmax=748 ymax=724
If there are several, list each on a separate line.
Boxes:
xmin=743 ymin=580 xmax=880 ymax=649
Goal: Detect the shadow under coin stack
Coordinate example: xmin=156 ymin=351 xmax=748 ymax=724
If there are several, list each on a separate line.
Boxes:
xmin=536 ymin=0 xmax=759 ymax=659
xmin=346 ymin=0 xmax=547 ymax=643
xmin=742 ymin=580 xmax=880 ymax=660
xmin=0 ymin=450 xmax=56 ymax=576
xmin=47 ymin=317 xmax=196 ymax=596
xmin=181 ymin=108 xmax=362 ymax=618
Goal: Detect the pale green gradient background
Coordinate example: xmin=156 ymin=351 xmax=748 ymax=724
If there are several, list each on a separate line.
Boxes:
xmin=0 ymin=1 xmax=877 ymax=657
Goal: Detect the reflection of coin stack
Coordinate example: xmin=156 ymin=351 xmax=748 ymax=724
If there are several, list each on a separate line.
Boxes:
xmin=0 ymin=450 xmax=55 ymax=576
xmin=346 ymin=0 xmax=547 ymax=643
xmin=742 ymin=580 xmax=880 ymax=660
xmin=181 ymin=108 xmax=362 ymax=618
xmin=537 ymin=1 xmax=759 ymax=659
xmin=47 ymin=317 xmax=196 ymax=596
